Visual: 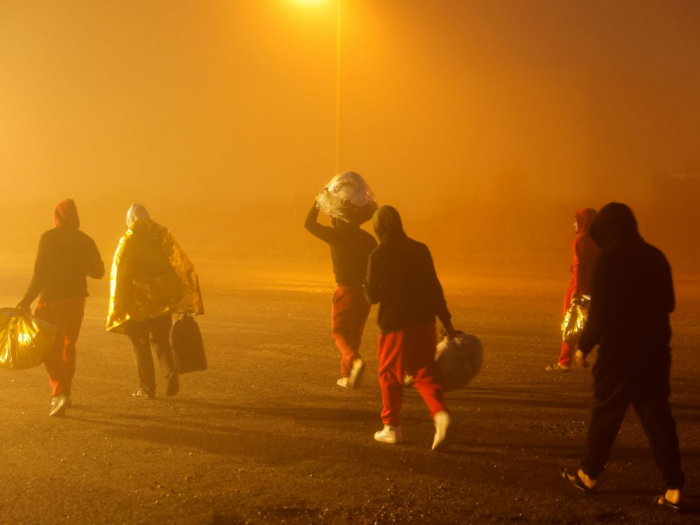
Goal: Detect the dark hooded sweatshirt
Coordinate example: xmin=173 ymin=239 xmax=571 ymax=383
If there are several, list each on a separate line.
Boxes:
xmin=21 ymin=199 xmax=105 ymax=304
xmin=305 ymin=205 xmax=377 ymax=286
xmin=569 ymin=208 xmax=600 ymax=296
xmin=578 ymin=203 xmax=674 ymax=379
xmin=364 ymin=206 xmax=451 ymax=334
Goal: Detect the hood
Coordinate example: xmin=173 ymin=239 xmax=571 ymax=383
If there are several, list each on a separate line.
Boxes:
xmin=575 ymin=208 xmax=597 ymax=234
xmin=126 ymin=203 xmax=150 ymax=228
xmin=53 ymin=199 xmax=80 ymax=229
xmin=589 ymin=202 xmax=641 ymax=248
xmin=373 ymin=205 xmax=406 ymax=244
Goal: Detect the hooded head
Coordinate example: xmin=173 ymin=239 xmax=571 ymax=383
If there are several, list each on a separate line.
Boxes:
xmin=589 ymin=202 xmax=640 ymax=248
xmin=126 ymin=203 xmax=150 ymax=228
xmin=575 ymin=208 xmax=597 ymax=234
xmin=53 ymin=199 xmax=80 ymax=229
xmin=373 ymin=205 xmax=405 ymax=244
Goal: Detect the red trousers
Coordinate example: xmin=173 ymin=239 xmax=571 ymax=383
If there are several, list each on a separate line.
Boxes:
xmin=558 ymin=285 xmax=576 ymax=367
xmin=331 ymin=286 xmax=371 ymax=377
xmin=35 ymin=297 xmax=86 ymax=397
xmin=378 ymin=322 xmax=447 ymax=426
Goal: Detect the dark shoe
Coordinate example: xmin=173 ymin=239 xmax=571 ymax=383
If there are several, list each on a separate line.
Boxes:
xmin=49 ymin=395 xmax=68 ymax=417
xmin=132 ymin=388 xmax=155 ymax=400
xmin=654 ymin=494 xmax=682 ymax=512
xmin=560 ymin=467 xmax=596 ymax=493
xmin=166 ymin=375 xmax=180 ymax=397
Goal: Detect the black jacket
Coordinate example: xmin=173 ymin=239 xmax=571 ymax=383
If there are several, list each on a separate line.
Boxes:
xmin=22 ymin=227 xmax=105 ymax=304
xmin=364 ymin=234 xmax=450 ymax=334
xmin=305 ymin=206 xmax=377 ymax=286
xmin=578 ymin=237 xmax=674 ymax=377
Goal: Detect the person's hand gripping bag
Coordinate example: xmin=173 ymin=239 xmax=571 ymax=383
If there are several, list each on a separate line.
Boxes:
xmin=0 ymin=308 xmax=57 ymax=370
xmin=435 ymin=331 xmax=483 ymax=393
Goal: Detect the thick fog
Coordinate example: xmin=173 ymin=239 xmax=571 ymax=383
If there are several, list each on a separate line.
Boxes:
xmin=2 ymin=0 xmax=699 ymax=290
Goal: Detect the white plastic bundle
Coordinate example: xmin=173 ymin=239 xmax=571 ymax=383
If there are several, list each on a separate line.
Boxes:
xmin=316 ymin=171 xmax=378 ymax=224
xmin=435 ymin=331 xmax=483 ymax=392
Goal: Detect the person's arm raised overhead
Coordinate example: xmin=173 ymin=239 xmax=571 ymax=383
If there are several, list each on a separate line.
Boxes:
xmin=304 ymin=202 xmax=336 ymax=243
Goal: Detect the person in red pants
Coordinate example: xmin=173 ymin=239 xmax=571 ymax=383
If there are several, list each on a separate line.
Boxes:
xmin=17 ymin=199 xmax=105 ymax=417
xmin=305 ymin=202 xmax=377 ymax=388
xmin=364 ymin=206 xmax=456 ymax=450
xmin=547 ymin=208 xmax=599 ymax=371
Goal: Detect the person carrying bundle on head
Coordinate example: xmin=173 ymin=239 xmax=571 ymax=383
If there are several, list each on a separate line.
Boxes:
xmin=305 ymin=172 xmax=378 ymax=388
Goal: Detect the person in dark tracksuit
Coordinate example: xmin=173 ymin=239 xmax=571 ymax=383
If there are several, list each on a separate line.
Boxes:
xmin=561 ymin=203 xmax=685 ymax=511
xmin=305 ymin=203 xmax=377 ymax=388
xmin=364 ymin=206 xmax=456 ymax=450
xmin=18 ymin=199 xmax=105 ymax=417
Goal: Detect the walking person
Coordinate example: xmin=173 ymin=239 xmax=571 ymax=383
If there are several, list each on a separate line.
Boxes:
xmin=305 ymin=201 xmax=377 ymax=388
xmin=17 ymin=198 xmax=105 ymax=416
xmin=364 ymin=206 xmax=455 ymax=450
xmin=547 ymin=208 xmax=599 ymax=371
xmin=107 ymin=204 xmax=204 ymax=399
xmin=560 ymin=203 xmax=685 ymax=511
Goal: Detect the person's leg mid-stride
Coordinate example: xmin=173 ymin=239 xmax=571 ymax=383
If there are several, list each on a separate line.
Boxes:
xmin=332 ymin=285 xmax=370 ymax=388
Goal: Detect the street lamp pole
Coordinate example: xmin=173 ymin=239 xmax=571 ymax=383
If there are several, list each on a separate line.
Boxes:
xmin=335 ymin=0 xmax=341 ymax=173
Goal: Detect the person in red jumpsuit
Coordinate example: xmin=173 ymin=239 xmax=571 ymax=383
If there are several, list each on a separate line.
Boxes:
xmin=547 ymin=208 xmax=599 ymax=371
xmin=18 ymin=199 xmax=105 ymax=416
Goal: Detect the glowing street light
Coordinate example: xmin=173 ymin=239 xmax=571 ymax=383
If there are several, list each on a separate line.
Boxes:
xmin=294 ymin=0 xmax=342 ymax=173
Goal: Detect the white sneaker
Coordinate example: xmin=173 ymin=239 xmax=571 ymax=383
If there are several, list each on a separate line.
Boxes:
xmin=337 ymin=377 xmax=350 ymax=388
xmin=403 ymin=374 xmax=414 ymax=387
xmin=348 ymin=359 xmax=365 ymax=388
xmin=374 ymin=425 xmax=403 ymax=444
xmin=49 ymin=394 xmax=68 ymax=417
xmin=432 ymin=410 xmax=451 ymax=451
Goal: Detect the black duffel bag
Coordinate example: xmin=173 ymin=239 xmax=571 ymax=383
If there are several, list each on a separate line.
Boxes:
xmin=435 ymin=332 xmax=483 ymax=393
xmin=171 ymin=314 xmax=207 ymax=373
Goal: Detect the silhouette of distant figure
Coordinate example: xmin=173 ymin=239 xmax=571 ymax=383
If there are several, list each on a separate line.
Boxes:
xmin=364 ymin=206 xmax=455 ymax=450
xmin=547 ymin=208 xmax=599 ymax=371
xmin=107 ymin=204 xmax=203 ymax=399
xmin=18 ymin=199 xmax=104 ymax=417
xmin=561 ymin=203 xmax=685 ymax=511
xmin=305 ymin=202 xmax=377 ymax=388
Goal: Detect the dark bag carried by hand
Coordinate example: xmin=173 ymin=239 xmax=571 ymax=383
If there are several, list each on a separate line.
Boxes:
xmin=435 ymin=331 xmax=483 ymax=393
xmin=171 ymin=314 xmax=207 ymax=373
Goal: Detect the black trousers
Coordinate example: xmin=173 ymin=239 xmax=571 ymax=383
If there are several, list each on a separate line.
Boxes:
xmin=127 ymin=315 xmax=176 ymax=395
xmin=581 ymin=361 xmax=685 ymax=490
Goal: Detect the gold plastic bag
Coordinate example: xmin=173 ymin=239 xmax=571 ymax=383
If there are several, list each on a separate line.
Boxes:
xmin=0 ymin=308 xmax=57 ymax=370
xmin=561 ymin=295 xmax=591 ymax=344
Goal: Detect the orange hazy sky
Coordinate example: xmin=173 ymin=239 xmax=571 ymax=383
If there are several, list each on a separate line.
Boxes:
xmin=1 ymin=0 xmax=699 ymax=271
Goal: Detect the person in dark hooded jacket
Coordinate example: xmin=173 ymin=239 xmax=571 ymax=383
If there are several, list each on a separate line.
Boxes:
xmin=364 ymin=206 xmax=455 ymax=450
xmin=560 ymin=203 xmax=685 ymax=511
xmin=18 ymin=199 xmax=105 ymax=417
xmin=547 ymin=208 xmax=600 ymax=371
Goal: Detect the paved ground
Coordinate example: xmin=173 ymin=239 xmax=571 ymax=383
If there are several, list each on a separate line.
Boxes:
xmin=1 ymin=266 xmax=699 ymax=524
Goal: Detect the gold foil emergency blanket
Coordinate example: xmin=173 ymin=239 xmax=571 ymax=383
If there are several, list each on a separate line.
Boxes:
xmin=561 ymin=295 xmax=591 ymax=344
xmin=0 ymin=308 xmax=57 ymax=370
xmin=107 ymin=219 xmax=204 ymax=333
